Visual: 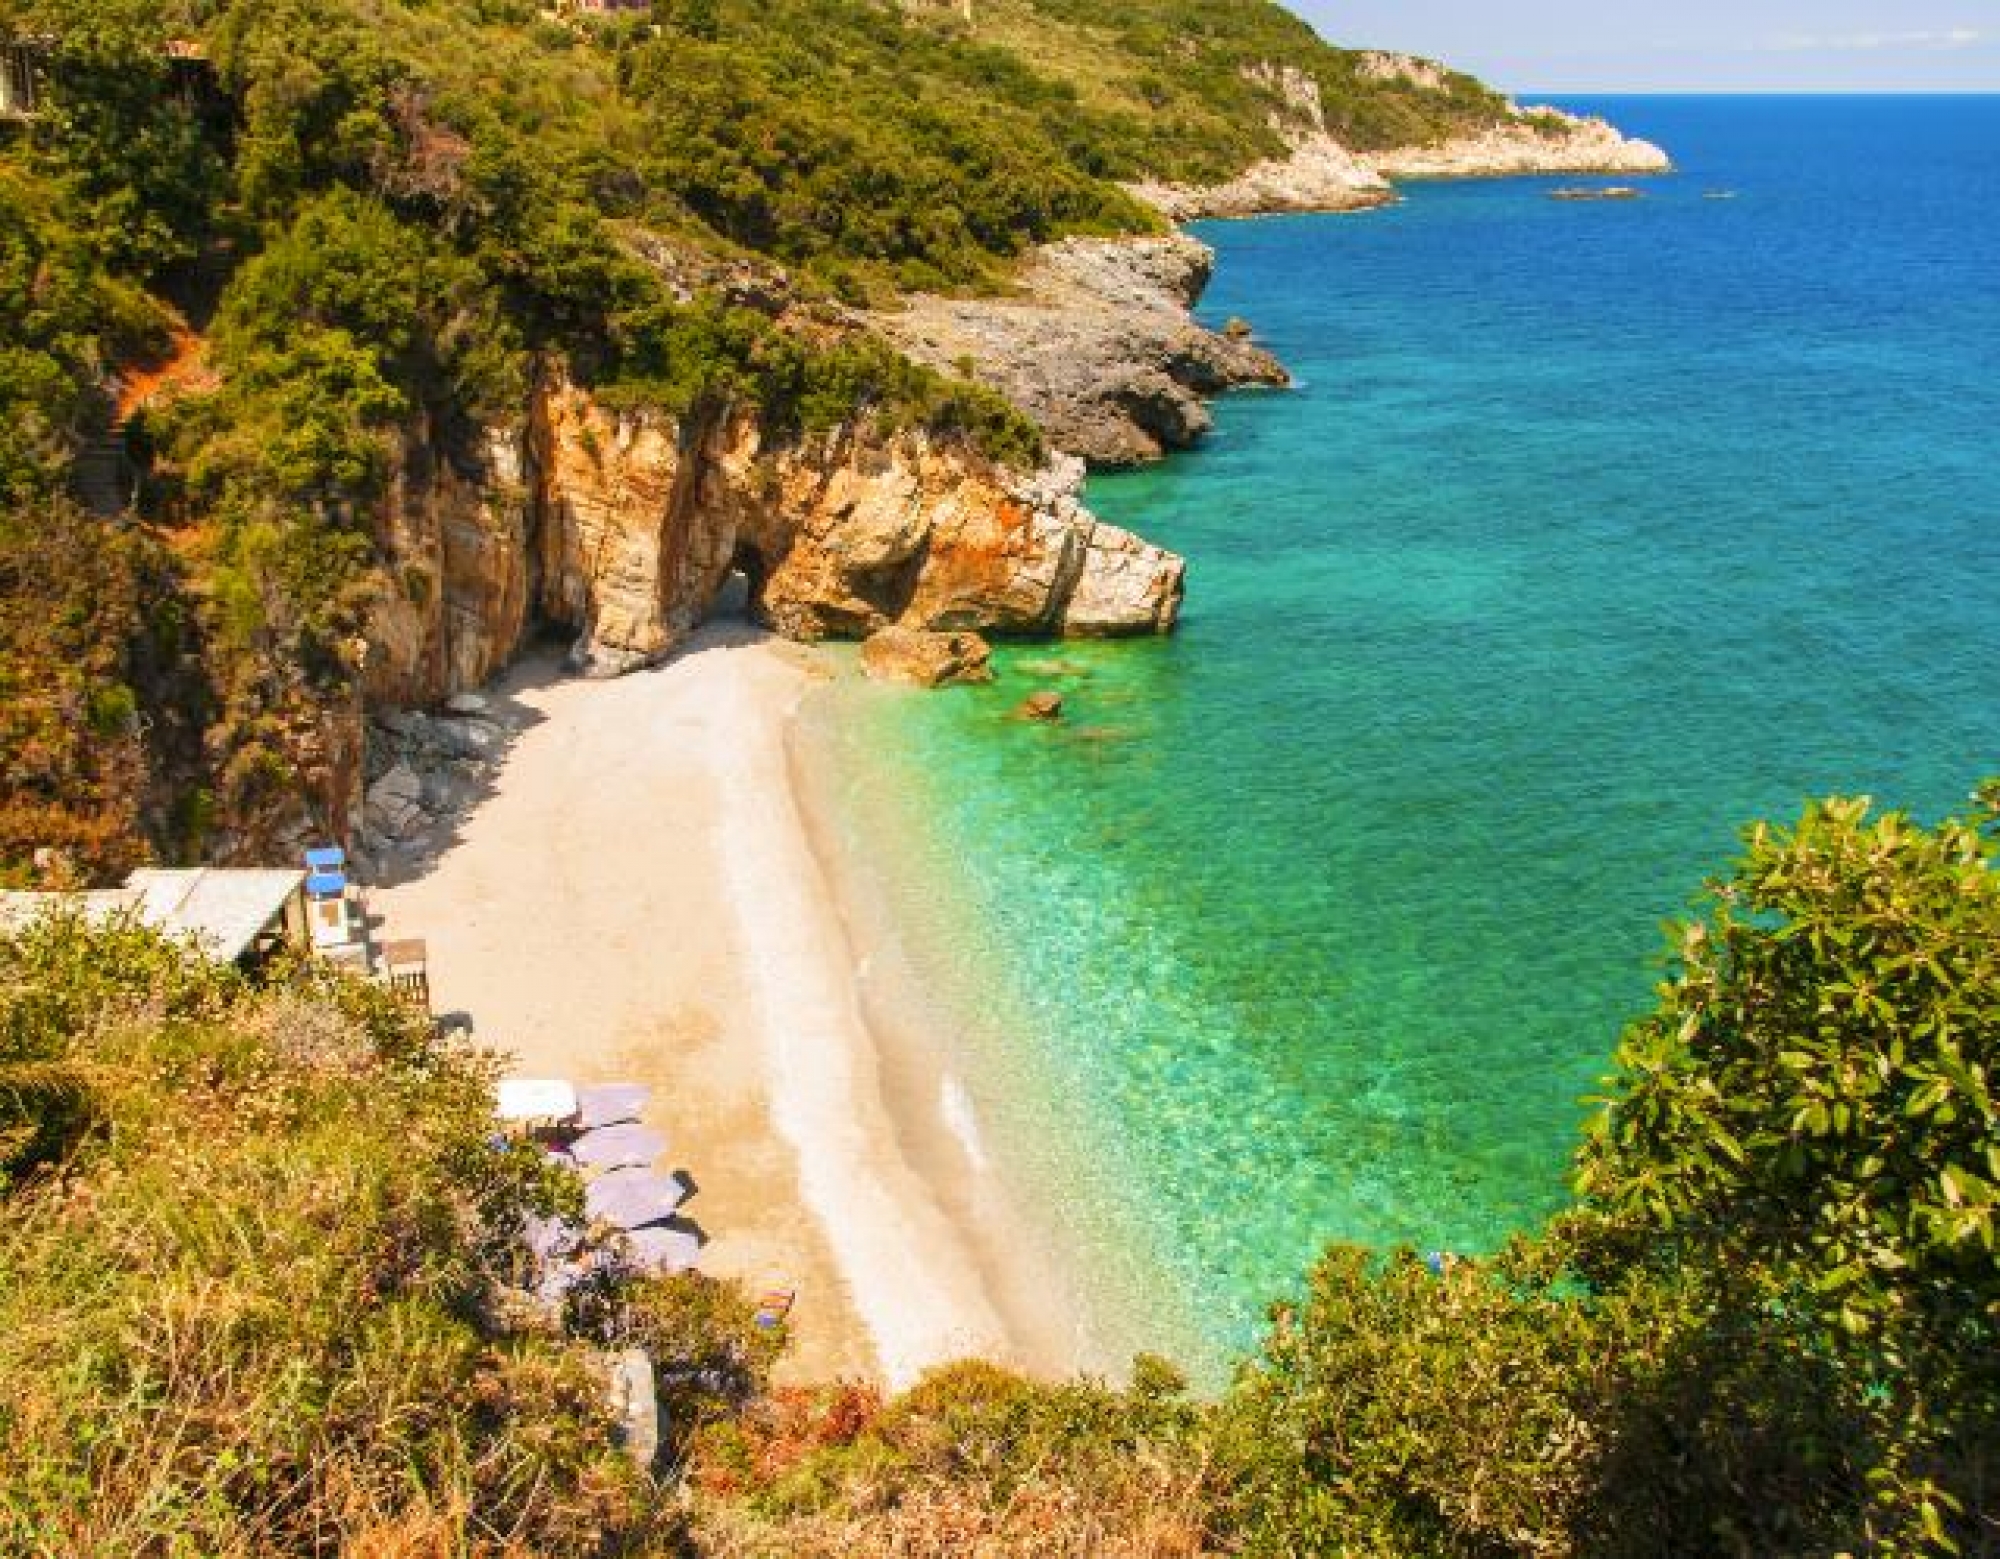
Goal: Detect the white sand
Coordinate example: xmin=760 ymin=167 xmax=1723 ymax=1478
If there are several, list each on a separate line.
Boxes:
xmin=372 ymin=624 xmax=1013 ymax=1387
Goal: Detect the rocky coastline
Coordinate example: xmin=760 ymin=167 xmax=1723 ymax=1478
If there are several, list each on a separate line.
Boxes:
xmin=311 ymin=79 xmax=1665 ymax=860
xmin=876 ymin=80 xmax=1666 ymax=481
xmin=875 ymin=234 xmax=1288 ymax=465
xmin=1131 ymin=108 xmax=1668 ymax=222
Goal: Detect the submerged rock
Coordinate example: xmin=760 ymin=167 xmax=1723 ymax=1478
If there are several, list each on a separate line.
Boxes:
xmin=1015 ymin=690 xmax=1064 ymax=721
xmin=860 ymin=627 xmax=995 ymax=688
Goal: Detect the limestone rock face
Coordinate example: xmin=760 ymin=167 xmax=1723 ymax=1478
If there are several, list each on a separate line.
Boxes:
xmin=1371 ymin=110 xmax=1670 ymax=179
xmin=366 ymin=419 xmax=534 ymax=705
xmin=1128 ymin=135 xmax=1391 ymax=222
xmin=1064 ymin=517 xmax=1187 ymax=635
xmin=859 ymin=626 xmax=995 ymax=688
xmin=876 ymin=235 xmax=1287 ymax=465
xmin=364 ymin=368 xmax=1184 ymax=694
xmin=530 ymin=379 xmax=736 ymax=678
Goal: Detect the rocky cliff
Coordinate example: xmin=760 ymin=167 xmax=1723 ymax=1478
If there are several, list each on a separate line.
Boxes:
xmin=1369 ymin=110 xmax=1671 ymax=180
xmin=362 ymin=368 xmax=1184 ymax=709
xmin=1126 ymin=63 xmax=1669 ymax=222
xmin=875 ymin=235 xmax=1288 ymax=465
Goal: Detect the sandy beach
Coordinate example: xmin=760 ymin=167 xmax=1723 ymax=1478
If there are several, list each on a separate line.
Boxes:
xmin=372 ymin=621 xmax=1031 ymax=1387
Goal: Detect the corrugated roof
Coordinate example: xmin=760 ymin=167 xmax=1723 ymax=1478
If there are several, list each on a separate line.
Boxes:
xmin=1 ymin=868 xmax=305 ymax=962
xmin=0 ymin=888 xmax=142 ymax=934
xmin=124 ymin=869 xmax=304 ymax=962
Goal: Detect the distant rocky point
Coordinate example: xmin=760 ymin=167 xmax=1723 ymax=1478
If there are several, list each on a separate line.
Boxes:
xmin=876 ymin=234 xmax=1287 ymax=466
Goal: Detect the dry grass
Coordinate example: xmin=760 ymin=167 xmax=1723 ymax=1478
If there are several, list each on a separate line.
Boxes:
xmin=688 ymin=1363 xmax=1229 ymax=1558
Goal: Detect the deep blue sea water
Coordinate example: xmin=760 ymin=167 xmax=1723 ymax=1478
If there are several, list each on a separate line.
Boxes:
xmin=810 ymin=98 xmax=2000 ymax=1375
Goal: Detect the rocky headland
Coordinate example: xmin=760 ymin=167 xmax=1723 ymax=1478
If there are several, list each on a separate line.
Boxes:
xmin=871 ymin=63 xmax=1666 ymax=481
xmin=1128 ymin=65 xmax=1669 ymax=221
xmin=1370 ymin=112 xmax=1671 ymax=180
xmin=875 ymin=234 xmax=1288 ymax=465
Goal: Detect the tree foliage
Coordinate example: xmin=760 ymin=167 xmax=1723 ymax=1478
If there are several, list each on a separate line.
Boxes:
xmin=1576 ymin=792 xmax=2000 ymax=1549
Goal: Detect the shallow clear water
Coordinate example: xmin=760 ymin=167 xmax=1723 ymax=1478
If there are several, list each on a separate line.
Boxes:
xmin=812 ymin=97 xmax=2000 ymax=1375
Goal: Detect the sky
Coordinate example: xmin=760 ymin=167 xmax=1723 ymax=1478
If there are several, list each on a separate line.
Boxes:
xmin=1291 ymin=1 xmax=2000 ymax=92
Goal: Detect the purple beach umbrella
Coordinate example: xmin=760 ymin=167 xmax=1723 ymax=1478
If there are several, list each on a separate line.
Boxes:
xmin=585 ymin=1167 xmax=688 ymax=1230
xmin=575 ymin=1082 xmax=650 ymax=1131
xmin=622 ymin=1225 xmax=702 ymax=1275
xmin=569 ymin=1122 xmax=667 ymax=1172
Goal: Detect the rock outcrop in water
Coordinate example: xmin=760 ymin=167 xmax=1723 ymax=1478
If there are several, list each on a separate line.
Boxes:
xmin=859 ymin=627 xmax=995 ymax=688
xmin=876 ymin=235 xmax=1288 ymax=465
xmin=1370 ymin=112 xmax=1670 ymax=180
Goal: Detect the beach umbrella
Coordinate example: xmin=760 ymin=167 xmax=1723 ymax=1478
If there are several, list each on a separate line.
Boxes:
xmin=622 ymin=1225 xmax=702 ymax=1275
xmin=586 ymin=1167 xmax=687 ymax=1230
xmin=575 ymin=1082 xmax=649 ymax=1130
xmin=570 ymin=1122 xmax=667 ymax=1171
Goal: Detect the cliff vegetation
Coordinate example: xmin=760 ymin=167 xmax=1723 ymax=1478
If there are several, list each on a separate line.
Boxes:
xmin=0 ymin=0 xmax=1541 ymax=879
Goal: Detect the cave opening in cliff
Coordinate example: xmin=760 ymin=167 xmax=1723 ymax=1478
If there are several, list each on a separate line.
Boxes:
xmin=722 ymin=543 xmax=767 ymax=623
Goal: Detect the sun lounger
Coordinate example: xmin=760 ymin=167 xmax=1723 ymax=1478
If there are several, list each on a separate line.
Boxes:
xmin=585 ymin=1167 xmax=688 ymax=1230
xmin=575 ymin=1082 xmax=650 ymax=1130
xmin=570 ymin=1122 xmax=667 ymax=1171
xmin=622 ymin=1225 xmax=702 ymax=1275
xmin=497 ymin=1078 xmax=580 ymax=1127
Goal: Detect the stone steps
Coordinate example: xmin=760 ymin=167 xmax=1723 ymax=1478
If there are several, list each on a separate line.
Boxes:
xmin=71 ymin=423 xmax=136 ymax=517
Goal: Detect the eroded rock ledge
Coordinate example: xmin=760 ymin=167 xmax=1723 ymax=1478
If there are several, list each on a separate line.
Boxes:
xmin=875 ymin=234 xmax=1288 ymax=466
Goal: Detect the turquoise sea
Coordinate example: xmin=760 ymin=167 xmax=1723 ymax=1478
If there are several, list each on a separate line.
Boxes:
xmin=808 ymin=97 xmax=2000 ymax=1376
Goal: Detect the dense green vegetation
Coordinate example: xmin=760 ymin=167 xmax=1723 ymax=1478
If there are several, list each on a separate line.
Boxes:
xmin=0 ymin=0 xmax=1531 ymax=879
xmin=5 ymin=789 xmax=1994 ymax=1555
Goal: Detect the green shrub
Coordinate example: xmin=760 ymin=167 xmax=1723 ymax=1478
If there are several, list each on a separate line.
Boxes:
xmin=0 ymin=918 xmax=682 ymax=1555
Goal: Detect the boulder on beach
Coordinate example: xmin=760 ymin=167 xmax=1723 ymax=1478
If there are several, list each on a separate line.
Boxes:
xmin=859 ymin=626 xmax=995 ymax=688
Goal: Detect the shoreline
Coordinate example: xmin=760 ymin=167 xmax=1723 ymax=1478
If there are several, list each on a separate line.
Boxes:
xmin=372 ymin=624 xmax=1080 ymax=1388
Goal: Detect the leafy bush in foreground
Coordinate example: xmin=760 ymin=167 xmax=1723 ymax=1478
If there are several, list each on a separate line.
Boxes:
xmin=0 ymin=916 xmax=778 ymax=1555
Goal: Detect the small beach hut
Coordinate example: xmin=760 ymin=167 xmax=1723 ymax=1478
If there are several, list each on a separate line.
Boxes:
xmin=2 ymin=869 xmax=311 ymax=967
xmin=124 ymin=868 xmax=310 ymax=964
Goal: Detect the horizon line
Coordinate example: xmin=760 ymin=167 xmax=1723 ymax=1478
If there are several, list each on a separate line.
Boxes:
xmin=1515 ymin=86 xmax=2000 ymax=97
